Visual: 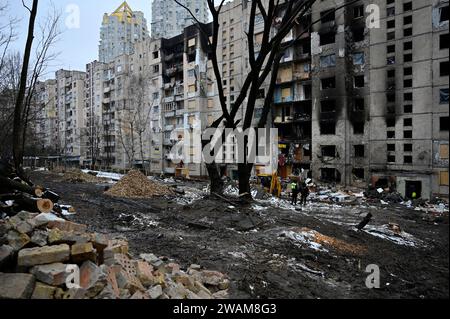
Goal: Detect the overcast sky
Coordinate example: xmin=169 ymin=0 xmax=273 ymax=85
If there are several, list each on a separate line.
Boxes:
xmin=5 ymin=0 xmax=224 ymax=78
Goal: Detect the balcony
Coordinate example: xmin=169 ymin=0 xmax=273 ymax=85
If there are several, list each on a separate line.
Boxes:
xmin=164 ymin=124 xmax=174 ymax=131
xmin=164 ymin=96 xmax=175 ymax=103
xmin=164 ymin=111 xmax=175 ymax=118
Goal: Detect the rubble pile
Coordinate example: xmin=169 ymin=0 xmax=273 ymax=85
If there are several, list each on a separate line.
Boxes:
xmin=54 ymin=167 xmax=108 ymax=184
xmin=0 ymin=212 xmax=229 ymax=299
xmin=105 ymin=170 xmax=174 ymax=198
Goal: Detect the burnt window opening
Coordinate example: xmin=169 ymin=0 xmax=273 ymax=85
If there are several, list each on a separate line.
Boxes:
xmin=404 ymin=143 xmax=413 ymax=152
xmin=404 ymin=15 xmax=412 ymax=25
xmin=387 ymin=155 xmax=396 ymax=163
xmin=387 ymin=19 xmax=395 ymax=29
xmin=404 ymin=104 xmax=413 ymax=113
xmin=439 ymin=5 xmax=449 ymax=23
xmin=257 ymin=89 xmax=265 ymax=99
xmin=386 ymin=0 xmax=394 ymax=4
xmin=320 ymin=32 xmax=335 ymax=45
xmin=387 ymin=69 xmax=395 ymax=78
xmin=440 ymin=34 xmax=449 ymax=50
xmin=404 ymin=156 xmax=413 ymax=164
xmin=352 ymin=28 xmax=365 ymax=42
xmin=404 ymin=130 xmax=413 ymax=138
xmin=404 ymin=27 xmax=413 ymax=37
xmin=354 ymin=145 xmax=365 ymax=157
xmin=387 ymin=44 xmax=395 ymax=53
xmin=321 ymin=145 xmax=336 ymax=158
xmin=321 ymin=77 xmax=336 ymax=89
xmin=387 ymin=93 xmax=396 ymax=103
xmin=387 ymin=131 xmax=395 ymax=138
xmin=320 ymin=121 xmax=336 ymax=135
xmin=387 ymin=117 xmax=396 ymax=127
xmin=440 ymin=88 xmax=449 ymax=104
xmin=353 ymin=122 xmax=364 ymax=134
xmin=404 ymin=53 xmax=412 ymax=62
xmin=403 ymin=2 xmax=412 ymax=12
xmin=404 ymin=41 xmax=413 ymax=51
xmin=320 ymin=9 xmax=335 ymax=23
xmin=440 ymin=61 xmax=450 ymax=77
xmin=404 ymin=79 xmax=412 ymax=88
xmin=404 ymin=92 xmax=413 ymax=101
xmin=387 ymin=56 xmax=395 ymax=65
xmin=304 ymin=84 xmax=312 ymax=99
xmin=387 ymin=144 xmax=396 ymax=152
xmin=354 ymin=98 xmax=365 ymax=111
xmin=441 ymin=117 xmax=449 ymax=131
xmin=404 ymin=67 xmax=412 ymax=76
xmin=354 ymin=75 xmax=365 ymax=88
xmin=387 ymin=31 xmax=395 ymax=40
xmin=404 ymin=118 xmax=412 ymax=127
xmin=387 ymin=7 xmax=395 ymax=17
xmin=353 ymin=168 xmax=365 ymax=179
xmin=353 ymin=5 xmax=364 ymax=19
xmin=321 ymin=100 xmax=336 ymax=113
xmin=321 ymin=168 xmax=341 ymax=182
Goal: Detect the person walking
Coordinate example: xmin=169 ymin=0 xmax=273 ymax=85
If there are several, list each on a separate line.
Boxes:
xmin=300 ymin=181 xmax=309 ymax=206
xmin=291 ymin=180 xmax=299 ymax=205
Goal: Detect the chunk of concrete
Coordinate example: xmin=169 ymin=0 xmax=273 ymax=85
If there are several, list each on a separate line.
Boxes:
xmin=31 ymin=282 xmax=56 ymax=299
xmin=0 ymin=245 xmax=14 ymax=269
xmin=29 ymin=262 xmax=71 ymax=286
xmin=7 ymin=230 xmax=30 ymax=251
xmin=18 ymin=244 xmax=70 ymax=267
xmin=147 ymin=284 xmax=163 ymax=299
xmin=30 ymin=229 xmax=48 ymax=247
xmin=134 ymin=260 xmax=154 ymax=287
xmin=0 ymin=273 xmax=35 ymax=299
xmin=71 ymin=242 xmax=96 ymax=264
xmin=47 ymin=220 xmax=87 ymax=233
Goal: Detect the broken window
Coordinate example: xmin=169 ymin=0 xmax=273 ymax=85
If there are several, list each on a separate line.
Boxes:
xmin=404 ymin=118 xmax=412 ymax=127
xmin=440 ymin=61 xmax=450 ymax=76
xmin=404 ymin=156 xmax=413 ymax=164
xmin=404 ymin=143 xmax=413 ymax=152
xmin=404 ymin=2 xmax=412 ymax=12
xmin=404 ymin=53 xmax=413 ymax=62
xmin=354 ymin=145 xmax=365 ymax=157
xmin=387 ymin=44 xmax=395 ymax=53
xmin=404 ymin=67 xmax=412 ymax=76
xmin=352 ymin=28 xmax=365 ymax=42
xmin=321 ymin=145 xmax=336 ymax=157
xmin=387 ymin=144 xmax=396 ymax=152
xmin=321 ymin=168 xmax=340 ymax=182
xmin=353 ymin=122 xmax=364 ymax=134
xmin=321 ymin=77 xmax=336 ymax=89
xmin=321 ymin=100 xmax=336 ymax=113
xmin=404 ymin=41 xmax=413 ymax=50
xmin=440 ymin=117 xmax=449 ymax=131
xmin=353 ymin=52 xmax=365 ymax=65
xmin=354 ymin=75 xmax=364 ymax=88
xmin=320 ymin=9 xmax=335 ymax=23
xmin=320 ymin=122 xmax=336 ymax=135
xmin=404 ymin=130 xmax=413 ymax=138
xmin=387 ymin=117 xmax=396 ymax=127
xmin=440 ymin=88 xmax=449 ymax=104
xmin=354 ymin=98 xmax=365 ymax=111
xmin=404 ymin=79 xmax=412 ymax=88
xmin=404 ymin=15 xmax=412 ymax=25
xmin=387 ymin=131 xmax=395 ymax=138
xmin=320 ymin=54 xmax=336 ymax=68
xmin=387 ymin=93 xmax=396 ymax=103
xmin=440 ymin=34 xmax=449 ymax=50
xmin=387 ymin=19 xmax=395 ymax=29
xmin=353 ymin=168 xmax=364 ymax=179
xmin=387 ymin=31 xmax=395 ymax=40
xmin=387 ymin=69 xmax=395 ymax=78
xmin=387 ymin=155 xmax=396 ymax=163
xmin=439 ymin=5 xmax=449 ymax=23
xmin=257 ymin=89 xmax=265 ymax=99
xmin=387 ymin=7 xmax=395 ymax=17
xmin=404 ymin=92 xmax=413 ymax=101
xmin=387 ymin=56 xmax=395 ymax=65
xmin=404 ymin=104 xmax=413 ymax=113
xmin=353 ymin=5 xmax=364 ymax=19
xmin=404 ymin=28 xmax=413 ymax=37
xmin=320 ymin=32 xmax=335 ymax=45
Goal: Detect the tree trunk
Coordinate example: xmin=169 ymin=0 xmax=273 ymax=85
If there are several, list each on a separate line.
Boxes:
xmin=12 ymin=0 xmax=38 ymax=173
xmin=205 ymin=162 xmax=224 ymax=194
xmin=238 ymin=163 xmax=253 ymax=199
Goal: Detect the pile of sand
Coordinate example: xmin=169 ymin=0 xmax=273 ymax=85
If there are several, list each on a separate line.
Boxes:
xmin=105 ymin=170 xmax=174 ymax=198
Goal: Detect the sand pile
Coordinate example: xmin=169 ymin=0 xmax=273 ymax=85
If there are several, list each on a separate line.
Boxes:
xmin=105 ymin=170 xmax=173 ymax=198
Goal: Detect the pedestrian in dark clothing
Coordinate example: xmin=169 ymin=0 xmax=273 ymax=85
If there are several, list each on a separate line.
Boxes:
xmin=291 ymin=181 xmax=299 ymax=205
xmin=300 ymin=182 xmax=309 ymax=206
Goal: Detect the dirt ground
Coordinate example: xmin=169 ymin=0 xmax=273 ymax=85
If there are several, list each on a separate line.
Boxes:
xmin=31 ymin=170 xmax=449 ymax=299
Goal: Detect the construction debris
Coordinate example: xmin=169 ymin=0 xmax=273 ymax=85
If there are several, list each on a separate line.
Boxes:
xmin=53 ymin=167 xmax=109 ymax=184
xmin=0 ymin=210 xmax=229 ymax=299
xmin=105 ymin=170 xmax=174 ymax=198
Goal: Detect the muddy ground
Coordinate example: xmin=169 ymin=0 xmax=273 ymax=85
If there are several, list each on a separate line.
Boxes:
xmin=31 ymin=171 xmax=449 ymax=299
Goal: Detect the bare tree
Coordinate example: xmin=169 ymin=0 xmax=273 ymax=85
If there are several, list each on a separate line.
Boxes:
xmin=175 ymin=0 xmax=358 ymax=198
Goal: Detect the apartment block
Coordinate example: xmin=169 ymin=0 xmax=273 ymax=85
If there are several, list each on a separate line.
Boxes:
xmin=99 ymin=2 xmax=149 ymax=63
xmin=55 ymin=69 xmax=86 ymax=164
xmin=151 ymin=0 xmax=210 ymax=39
xmin=34 ymin=79 xmax=58 ymax=152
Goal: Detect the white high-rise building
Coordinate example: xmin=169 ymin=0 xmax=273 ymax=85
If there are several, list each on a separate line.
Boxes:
xmin=151 ymin=0 xmax=209 ymax=39
xmin=99 ymin=2 xmax=149 ymax=63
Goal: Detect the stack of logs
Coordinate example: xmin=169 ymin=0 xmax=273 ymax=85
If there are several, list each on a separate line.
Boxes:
xmin=0 ymin=161 xmax=60 ymax=218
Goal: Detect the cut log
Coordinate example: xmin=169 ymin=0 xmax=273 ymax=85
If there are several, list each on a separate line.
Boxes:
xmin=14 ymin=194 xmax=53 ymax=214
xmin=0 ymin=176 xmax=43 ymax=197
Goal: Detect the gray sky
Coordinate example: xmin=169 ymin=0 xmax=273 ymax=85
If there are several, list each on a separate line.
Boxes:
xmin=6 ymin=0 xmax=154 ymax=77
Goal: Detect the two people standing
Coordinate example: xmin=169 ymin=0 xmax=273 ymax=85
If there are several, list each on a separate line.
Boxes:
xmin=291 ymin=179 xmax=309 ymax=206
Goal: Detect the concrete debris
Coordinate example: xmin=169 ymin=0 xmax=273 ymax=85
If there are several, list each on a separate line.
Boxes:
xmin=0 ymin=209 xmax=229 ymax=299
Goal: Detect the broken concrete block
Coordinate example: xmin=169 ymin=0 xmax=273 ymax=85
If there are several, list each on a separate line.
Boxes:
xmin=139 ymin=253 xmax=159 ymax=264
xmin=119 ymin=288 xmax=131 ymax=299
xmin=195 ymin=270 xmax=228 ymax=287
xmin=15 ymin=221 xmax=34 ymax=235
xmin=166 ymin=262 xmax=181 ymax=275
xmin=18 ymin=244 xmax=70 ymax=267
xmin=53 ymin=287 xmax=65 ymax=299
xmin=213 ymin=289 xmax=229 ymax=299
xmin=71 ymin=242 xmax=96 ymax=264
xmin=0 ymin=273 xmax=35 ymax=299
xmin=95 ymin=284 xmax=119 ymax=299
xmin=29 ymin=262 xmax=71 ymax=286
xmin=192 ymin=280 xmax=213 ymax=299
xmin=31 ymin=213 xmax=64 ymax=228
xmin=174 ymin=273 xmax=195 ymax=290
xmin=48 ymin=228 xmax=89 ymax=245
xmin=189 ymin=264 xmax=201 ymax=271
xmin=31 ymin=282 xmax=56 ymax=299
xmin=89 ymin=233 xmax=109 ymax=250
xmin=62 ymin=287 xmax=86 ymax=299
xmin=30 ymin=229 xmax=48 ymax=247
xmin=134 ymin=260 xmax=154 ymax=287
xmin=103 ymin=240 xmax=129 ymax=260
xmin=47 ymin=220 xmax=87 ymax=233
xmin=186 ymin=290 xmax=201 ymax=299
xmin=164 ymin=281 xmax=189 ymax=299
xmin=0 ymin=245 xmax=14 ymax=269
xmin=147 ymin=284 xmax=163 ymax=299
xmin=80 ymin=260 xmax=105 ymax=290
xmin=115 ymin=268 xmax=145 ymax=294
xmin=7 ymin=230 xmax=30 ymax=251
xmin=13 ymin=211 xmax=39 ymax=221
xmin=102 ymin=265 xmax=120 ymax=298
